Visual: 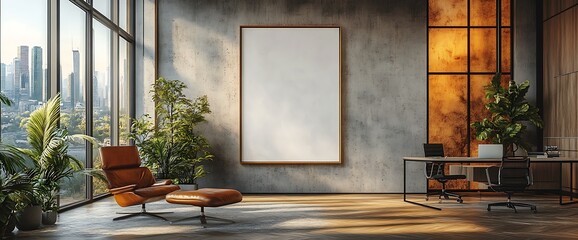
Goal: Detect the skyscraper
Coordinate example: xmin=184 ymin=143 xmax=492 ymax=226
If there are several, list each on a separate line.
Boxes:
xmin=31 ymin=46 xmax=43 ymax=101
xmin=93 ymin=71 xmax=99 ymax=108
xmin=68 ymin=72 xmax=75 ymax=109
xmin=13 ymin=58 xmax=21 ymax=105
xmin=17 ymin=46 xmax=30 ymax=97
xmin=72 ymin=50 xmax=80 ymax=105
xmin=1 ymin=63 xmax=5 ymax=92
xmin=5 ymin=63 xmax=14 ymax=97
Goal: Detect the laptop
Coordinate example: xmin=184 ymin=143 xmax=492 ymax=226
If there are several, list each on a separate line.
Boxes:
xmin=478 ymin=144 xmax=503 ymax=158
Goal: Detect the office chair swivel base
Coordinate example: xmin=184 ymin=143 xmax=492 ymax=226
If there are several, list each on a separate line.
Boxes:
xmin=487 ymin=200 xmax=537 ymax=213
xmin=114 ymin=204 xmax=172 ymax=221
xmin=426 ymin=190 xmax=463 ymax=203
xmin=170 ymin=207 xmax=235 ymax=228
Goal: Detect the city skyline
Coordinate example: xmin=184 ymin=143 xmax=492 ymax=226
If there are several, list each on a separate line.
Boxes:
xmin=0 ymin=45 xmax=110 ymax=111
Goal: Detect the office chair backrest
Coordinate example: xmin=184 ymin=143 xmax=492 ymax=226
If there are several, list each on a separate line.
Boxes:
xmin=424 ymin=143 xmax=444 ymax=157
xmin=499 ymin=156 xmax=531 ymax=187
xmin=423 ymin=143 xmax=445 ymax=178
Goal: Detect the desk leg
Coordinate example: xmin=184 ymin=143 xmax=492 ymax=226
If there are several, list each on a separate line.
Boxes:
xmin=560 ymin=162 xmax=578 ymax=205
xmin=404 ymin=159 xmax=406 ymax=201
xmin=558 ymin=162 xmax=564 ymax=205
xmin=403 ymin=159 xmax=441 ymax=210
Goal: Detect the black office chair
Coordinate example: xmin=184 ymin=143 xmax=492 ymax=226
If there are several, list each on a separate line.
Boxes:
xmin=485 ymin=156 xmax=537 ymax=213
xmin=423 ymin=143 xmax=466 ymax=203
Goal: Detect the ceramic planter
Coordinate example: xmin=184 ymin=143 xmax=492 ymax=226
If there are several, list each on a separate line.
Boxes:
xmin=15 ymin=205 xmax=42 ymax=231
xmin=42 ymin=211 xmax=58 ymax=225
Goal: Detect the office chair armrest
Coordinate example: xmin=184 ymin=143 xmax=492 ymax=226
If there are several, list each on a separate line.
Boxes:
xmin=153 ymin=179 xmax=173 ymax=186
xmin=109 ymin=184 xmax=137 ymax=195
xmin=424 ymin=162 xmax=436 ymax=179
xmin=485 ymin=166 xmax=499 ymax=185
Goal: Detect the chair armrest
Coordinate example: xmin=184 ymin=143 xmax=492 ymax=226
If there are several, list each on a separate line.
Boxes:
xmin=109 ymin=184 xmax=137 ymax=195
xmin=153 ymin=179 xmax=173 ymax=186
xmin=485 ymin=166 xmax=499 ymax=186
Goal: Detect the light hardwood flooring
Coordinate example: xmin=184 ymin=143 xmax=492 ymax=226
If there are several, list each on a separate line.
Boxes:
xmin=9 ymin=193 xmax=578 ymax=239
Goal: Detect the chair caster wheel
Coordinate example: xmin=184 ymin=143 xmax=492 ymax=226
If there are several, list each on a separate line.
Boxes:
xmin=531 ymin=207 xmax=537 ymax=213
xmin=425 ymin=197 xmax=429 ymax=201
xmin=457 ymin=198 xmax=463 ymax=203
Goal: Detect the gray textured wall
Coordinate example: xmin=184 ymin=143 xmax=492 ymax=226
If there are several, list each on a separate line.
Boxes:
xmin=157 ymin=0 xmax=428 ymax=193
xmin=513 ymin=0 xmax=540 ymax=151
xmin=152 ymin=0 xmax=538 ymax=193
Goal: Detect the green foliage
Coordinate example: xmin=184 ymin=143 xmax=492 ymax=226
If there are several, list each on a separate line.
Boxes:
xmin=0 ymin=95 xmax=31 ymax=237
xmin=20 ymin=94 xmax=97 ymax=212
xmin=0 ymin=92 xmax=12 ymax=106
xmin=0 ymin=172 xmax=32 ymax=236
xmin=471 ymin=74 xmax=543 ymax=152
xmin=130 ymin=77 xmax=213 ymax=184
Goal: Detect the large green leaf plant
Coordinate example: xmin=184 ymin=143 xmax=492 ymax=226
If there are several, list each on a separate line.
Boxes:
xmin=130 ymin=77 xmax=213 ymax=184
xmin=20 ymin=94 xmax=96 ymax=212
xmin=471 ymin=74 xmax=543 ymax=154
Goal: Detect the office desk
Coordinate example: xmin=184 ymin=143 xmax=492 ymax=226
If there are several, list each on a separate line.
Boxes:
xmin=403 ymin=156 xmax=578 ymax=210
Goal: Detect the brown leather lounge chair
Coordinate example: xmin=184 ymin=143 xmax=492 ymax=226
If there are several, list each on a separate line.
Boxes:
xmin=100 ymin=145 xmax=181 ymax=221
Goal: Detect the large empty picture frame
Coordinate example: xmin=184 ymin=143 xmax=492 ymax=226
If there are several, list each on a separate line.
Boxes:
xmin=240 ymin=26 xmax=341 ymax=164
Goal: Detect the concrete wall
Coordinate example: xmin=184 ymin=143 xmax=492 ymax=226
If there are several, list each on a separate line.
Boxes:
xmin=135 ymin=0 xmax=156 ymax=117
xmin=513 ymin=0 xmax=540 ymax=151
xmin=156 ymin=0 xmax=427 ymax=193
xmin=147 ymin=0 xmax=539 ymax=193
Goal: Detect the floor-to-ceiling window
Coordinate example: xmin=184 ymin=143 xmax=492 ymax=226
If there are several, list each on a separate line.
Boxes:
xmin=0 ymin=0 xmax=134 ymax=208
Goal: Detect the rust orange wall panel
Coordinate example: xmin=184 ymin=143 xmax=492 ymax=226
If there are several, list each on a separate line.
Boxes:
xmin=428 ymin=75 xmax=468 ymax=157
xmin=470 ymin=0 xmax=497 ymax=26
xmin=428 ymin=29 xmax=468 ymax=72
xmin=428 ymin=0 xmax=467 ymax=26
xmin=470 ymin=29 xmax=497 ymax=72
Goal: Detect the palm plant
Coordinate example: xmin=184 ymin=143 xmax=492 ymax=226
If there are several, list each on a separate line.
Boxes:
xmin=0 ymin=93 xmax=32 ymax=237
xmin=471 ymin=73 xmax=543 ymax=154
xmin=20 ymin=94 xmax=96 ymax=212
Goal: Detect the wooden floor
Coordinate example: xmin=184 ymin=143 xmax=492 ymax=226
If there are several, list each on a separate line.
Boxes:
xmin=10 ymin=193 xmax=578 ymax=239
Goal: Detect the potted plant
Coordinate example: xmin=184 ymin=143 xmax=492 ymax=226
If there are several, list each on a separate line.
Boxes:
xmin=130 ymin=77 xmax=213 ymax=188
xmin=0 ymin=94 xmax=33 ymax=236
xmin=20 ymin=94 xmax=96 ymax=225
xmin=471 ymin=73 xmax=543 ymax=155
xmin=0 ymin=146 xmax=32 ymax=236
xmin=13 ymin=183 xmax=42 ymax=231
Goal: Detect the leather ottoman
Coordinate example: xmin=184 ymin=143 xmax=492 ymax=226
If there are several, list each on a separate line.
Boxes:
xmin=166 ymin=188 xmax=242 ymax=226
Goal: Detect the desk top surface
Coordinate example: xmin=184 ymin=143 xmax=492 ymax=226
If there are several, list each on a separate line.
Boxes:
xmin=403 ymin=156 xmax=578 ymax=162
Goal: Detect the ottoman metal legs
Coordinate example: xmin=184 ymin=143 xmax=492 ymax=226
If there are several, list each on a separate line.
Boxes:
xmin=171 ymin=207 xmax=235 ymax=227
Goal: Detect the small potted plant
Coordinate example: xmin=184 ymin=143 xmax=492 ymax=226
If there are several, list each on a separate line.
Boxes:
xmin=471 ymin=73 xmax=543 ymax=155
xmin=0 ymin=148 xmax=31 ymax=235
xmin=0 ymin=93 xmax=32 ymax=236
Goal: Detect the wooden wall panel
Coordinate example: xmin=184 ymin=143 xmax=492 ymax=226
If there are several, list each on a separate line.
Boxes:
xmin=544 ymin=0 xmax=561 ymax=20
xmin=543 ymin=3 xmax=578 ymax=192
xmin=572 ymin=6 xmax=578 ymax=71
xmin=561 ymin=10 xmax=576 ymax=75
